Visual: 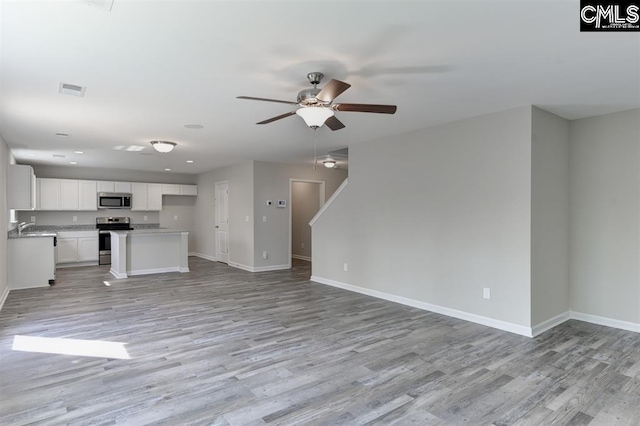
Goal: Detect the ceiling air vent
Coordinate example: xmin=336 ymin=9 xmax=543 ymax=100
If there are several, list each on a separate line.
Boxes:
xmin=58 ymin=82 xmax=87 ymax=97
xmin=78 ymin=0 xmax=114 ymax=12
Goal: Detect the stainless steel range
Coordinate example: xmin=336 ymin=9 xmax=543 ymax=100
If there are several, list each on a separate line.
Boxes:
xmin=97 ymin=217 xmax=133 ymax=265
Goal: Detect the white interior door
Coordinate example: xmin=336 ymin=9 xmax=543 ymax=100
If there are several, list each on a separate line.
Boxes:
xmin=215 ymin=181 xmax=229 ymax=263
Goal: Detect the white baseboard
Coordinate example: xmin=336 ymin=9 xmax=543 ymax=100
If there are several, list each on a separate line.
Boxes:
xmin=128 ymin=267 xmax=182 ymax=276
xmin=0 ymin=286 xmax=10 ymax=312
xmin=192 ymin=253 xmax=218 ymax=262
xmin=570 ymin=311 xmax=640 ymax=334
xmin=532 ymin=312 xmax=571 ymax=337
xmin=292 ymin=255 xmax=311 ymax=262
xmin=56 ymin=261 xmax=99 ymax=268
xmin=310 ymin=276 xmax=533 ymax=337
xmin=178 ymin=267 xmax=190 ymax=273
xmin=110 ymin=269 xmax=128 ymax=279
xmin=229 ymin=262 xmax=290 ymax=273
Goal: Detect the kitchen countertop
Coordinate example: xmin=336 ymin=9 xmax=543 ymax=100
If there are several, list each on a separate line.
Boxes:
xmin=112 ymin=228 xmax=188 ymax=235
xmin=8 ymin=223 xmax=161 ymax=239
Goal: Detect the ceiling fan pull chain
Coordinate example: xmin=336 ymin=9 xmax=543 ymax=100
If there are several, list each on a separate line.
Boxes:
xmin=313 ymin=128 xmax=318 ymax=170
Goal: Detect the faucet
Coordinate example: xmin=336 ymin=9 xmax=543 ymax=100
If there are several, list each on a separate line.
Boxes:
xmin=17 ymin=222 xmax=35 ymax=235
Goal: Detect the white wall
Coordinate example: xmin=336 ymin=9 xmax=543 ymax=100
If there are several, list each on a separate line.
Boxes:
xmin=530 ymin=107 xmax=570 ymax=326
xmin=194 ymin=161 xmax=254 ymax=267
xmin=253 ymin=161 xmax=347 ymax=269
xmin=569 ymin=109 xmax=640 ymax=324
xmin=0 ymin=134 xmax=11 ymax=307
xmin=313 ymin=106 xmax=533 ymax=329
xmin=291 ymin=181 xmax=320 ymax=259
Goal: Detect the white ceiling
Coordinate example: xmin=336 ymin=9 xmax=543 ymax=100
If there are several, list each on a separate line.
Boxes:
xmin=1 ymin=1 xmax=639 ymax=175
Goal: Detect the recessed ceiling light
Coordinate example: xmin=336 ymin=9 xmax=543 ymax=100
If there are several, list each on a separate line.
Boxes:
xmin=55 ymin=133 xmax=70 ymax=137
xmin=53 ymin=154 xmax=66 ymax=158
xmin=74 ymin=151 xmax=84 ymax=154
xmin=164 ymin=168 xmax=172 ymax=171
xmin=184 ymin=124 xmax=203 ymax=129
xmin=70 ymin=161 xmax=78 ymax=165
xmin=186 ymin=160 xmax=194 ymax=163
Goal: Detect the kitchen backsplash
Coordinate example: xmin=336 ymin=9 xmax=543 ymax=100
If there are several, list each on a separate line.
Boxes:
xmin=17 ymin=210 xmax=160 ymax=226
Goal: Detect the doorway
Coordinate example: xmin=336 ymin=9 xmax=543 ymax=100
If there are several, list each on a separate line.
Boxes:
xmin=289 ymin=179 xmax=325 ymax=267
xmin=215 ymin=181 xmax=229 ymax=264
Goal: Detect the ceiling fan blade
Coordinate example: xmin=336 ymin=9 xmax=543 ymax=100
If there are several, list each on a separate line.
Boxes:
xmin=315 ymin=79 xmax=351 ymax=103
xmin=324 ymin=116 xmax=345 ymax=131
xmin=237 ymin=96 xmax=298 ymax=105
xmin=256 ymin=111 xmax=297 ymax=125
xmin=334 ymin=103 xmax=397 ymax=114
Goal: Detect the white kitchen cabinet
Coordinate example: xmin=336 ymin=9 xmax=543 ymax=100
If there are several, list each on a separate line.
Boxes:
xmin=162 ymin=184 xmax=180 ymax=195
xmin=98 ymin=181 xmax=132 ymax=193
xmin=37 ymin=178 xmax=98 ymax=211
xmin=56 ymin=238 xmax=79 ymax=263
xmin=97 ymin=181 xmax=115 ymax=193
xmin=38 ymin=178 xmax=61 ymax=210
xmin=60 ymin=179 xmax=79 ymax=210
xmin=79 ymin=180 xmax=97 ymax=210
xmin=8 ymin=237 xmax=56 ymax=289
xmin=8 ymin=164 xmax=36 ymax=210
xmin=131 ymin=183 xmax=148 ymax=210
xmin=115 ymin=181 xmax=132 ymax=193
xmin=162 ymin=184 xmax=197 ymax=196
xmin=56 ymin=231 xmax=99 ymax=266
xmin=132 ymin=183 xmax=162 ymax=211
xmin=148 ymin=184 xmax=163 ymax=210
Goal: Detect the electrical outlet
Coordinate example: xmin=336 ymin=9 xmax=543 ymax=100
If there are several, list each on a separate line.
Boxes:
xmin=72 ymin=216 xmax=77 ymax=222
xmin=262 ymin=251 xmax=268 ymax=259
xmin=483 ymin=288 xmax=491 ymax=300
xmin=173 ymin=215 xmax=178 ymax=221
xmin=301 ymin=242 xmax=304 ymax=249
xmin=245 ymin=215 xmax=249 ymax=222
xmin=143 ymin=216 xmax=148 ymax=221
xmin=343 ymin=263 xmax=348 ymax=272
xmin=262 ymin=216 xmax=267 ymax=222
xmin=31 ymin=216 xmax=36 ymax=222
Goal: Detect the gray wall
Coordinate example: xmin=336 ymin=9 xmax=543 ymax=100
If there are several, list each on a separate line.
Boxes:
xmin=312 ymin=106 xmax=533 ymax=328
xmin=530 ymin=107 xmax=570 ymax=326
xmin=194 ymin=161 xmax=254 ymax=267
xmin=291 ymin=181 xmax=320 ymax=259
xmin=253 ymin=161 xmax=347 ymax=269
xmin=0 ymin=135 xmax=11 ymax=304
xmin=160 ymin=195 xmax=196 ymax=252
xmin=569 ymin=109 xmax=640 ymax=324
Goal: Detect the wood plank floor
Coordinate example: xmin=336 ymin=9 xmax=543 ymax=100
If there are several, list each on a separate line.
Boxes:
xmin=1 ymin=257 xmax=640 ymax=425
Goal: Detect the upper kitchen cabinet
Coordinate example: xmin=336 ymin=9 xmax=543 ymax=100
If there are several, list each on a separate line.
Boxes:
xmin=8 ymin=164 xmax=36 ymax=210
xmin=162 ymin=184 xmax=198 ymax=196
xmin=97 ymin=181 xmax=132 ymax=193
xmin=131 ymin=183 xmax=162 ymax=211
xmin=37 ymin=178 xmax=97 ymax=211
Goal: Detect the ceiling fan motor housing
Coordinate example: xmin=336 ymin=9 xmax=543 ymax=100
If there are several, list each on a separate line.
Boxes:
xmin=297 ymin=88 xmax=327 ymax=105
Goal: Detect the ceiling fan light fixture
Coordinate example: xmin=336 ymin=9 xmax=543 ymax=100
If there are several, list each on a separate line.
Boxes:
xmin=323 ymin=159 xmax=337 ymax=168
xmin=296 ymin=107 xmax=334 ymax=128
xmin=150 ymin=140 xmax=177 ymax=153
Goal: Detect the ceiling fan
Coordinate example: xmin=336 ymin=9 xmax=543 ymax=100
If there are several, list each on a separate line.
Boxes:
xmin=237 ymin=72 xmax=397 ymax=131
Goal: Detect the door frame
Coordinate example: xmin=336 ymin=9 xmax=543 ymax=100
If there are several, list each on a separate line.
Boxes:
xmin=288 ymin=178 xmax=325 ymax=268
xmin=215 ymin=180 xmax=229 ymax=264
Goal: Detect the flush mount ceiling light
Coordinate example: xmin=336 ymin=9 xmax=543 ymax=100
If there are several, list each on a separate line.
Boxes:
xmin=58 ymin=82 xmax=86 ymax=97
xmin=295 ymin=107 xmax=334 ymax=129
xmin=150 ymin=141 xmax=177 ymax=153
xmin=323 ymin=159 xmax=337 ymax=168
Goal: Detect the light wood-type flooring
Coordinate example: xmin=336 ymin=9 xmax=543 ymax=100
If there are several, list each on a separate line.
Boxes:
xmin=1 ymin=257 xmax=640 ymax=425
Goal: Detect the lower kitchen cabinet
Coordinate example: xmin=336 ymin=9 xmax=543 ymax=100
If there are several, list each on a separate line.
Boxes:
xmin=8 ymin=237 xmax=56 ymax=289
xmin=56 ymin=231 xmax=99 ymax=267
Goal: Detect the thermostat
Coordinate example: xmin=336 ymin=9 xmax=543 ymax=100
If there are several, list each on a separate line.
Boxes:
xmin=277 ymin=200 xmax=286 ymax=208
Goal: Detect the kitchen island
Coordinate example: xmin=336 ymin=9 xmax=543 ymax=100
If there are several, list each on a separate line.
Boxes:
xmin=110 ymin=229 xmax=189 ymax=279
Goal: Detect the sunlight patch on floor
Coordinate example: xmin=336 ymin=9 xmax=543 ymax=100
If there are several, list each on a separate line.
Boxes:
xmin=12 ymin=335 xmax=130 ymax=359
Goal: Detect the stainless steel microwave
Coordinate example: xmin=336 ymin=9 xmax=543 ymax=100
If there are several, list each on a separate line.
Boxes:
xmin=98 ymin=193 xmax=132 ymax=209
